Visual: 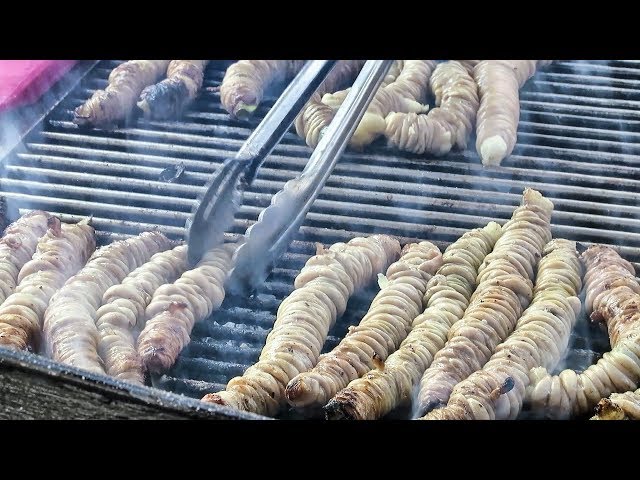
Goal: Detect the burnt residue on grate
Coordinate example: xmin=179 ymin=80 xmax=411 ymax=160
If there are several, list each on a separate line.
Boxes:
xmin=0 ymin=60 xmax=639 ymax=418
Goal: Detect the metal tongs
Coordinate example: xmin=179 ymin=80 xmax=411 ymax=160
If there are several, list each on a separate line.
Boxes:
xmin=186 ymin=60 xmax=337 ymax=266
xmin=227 ymin=60 xmax=393 ymax=295
xmin=187 ymin=59 xmax=393 ymax=295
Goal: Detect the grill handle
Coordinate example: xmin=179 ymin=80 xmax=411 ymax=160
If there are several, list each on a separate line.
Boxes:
xmin=185 ymin=60 xmax=337 ymax=266
xmin=227 ymin=59 xmax=394 ymax=295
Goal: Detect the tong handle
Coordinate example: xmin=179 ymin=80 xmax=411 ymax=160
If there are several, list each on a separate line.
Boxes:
xmin=227 ymin=60 xmax=394 ymax=294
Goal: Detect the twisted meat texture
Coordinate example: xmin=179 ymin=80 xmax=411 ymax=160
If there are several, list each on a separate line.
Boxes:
xmin=96 ymin=245 xmax=188 ymax=384
xmin=138 ymin=60 xmax=209 ymax=120
xmin=0 ymin=218 xmax=96 ymax=351
xmin=325 ymin=222 xmax=502 ymax=420
xmin=474 ymin=60 xmax=551 ymax=166
xmin=592 ymin=388 xmax=640 ymax=420
xmin=42 ymin=232 xmax=172 ymax=375
xmin=527 ymin=245 xmax=640 ymax=419
xmin=294 ymin=60 xmax=366 ymax=147
xmin=422 ymin=239 xmax=582 ymax=420
xmin=202 ymin=235 xmax=401 ymax=417
xmin=384 ymin=61 xmax=479 ymax=155
xmin=0 ymin=211 xmax=50 ymax=305
xmin=137 ymin=243 xmax=235 ymax=374
xmin=285 ymin=241 xmax=443 ymax=409
xmin=220 ymin=60 xmax=306 ymax=118
xmin=314 ymin=60 xmax=437 ymax=149
xmin=416 ymin=188 xmax=553 ymax=416
xmin=73 ymin=60 xmax=170 ymax=127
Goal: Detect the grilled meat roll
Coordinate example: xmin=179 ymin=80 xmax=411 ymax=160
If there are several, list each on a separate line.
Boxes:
xmin=385 ymin=61 xmax=479 ymax=155
xmin=474 ymin=60 xmax=552 ymax=166
xmin=422 ymin=239 xmax=582 ymax=420
xmin=318 ymin=60 xmax=436 ymax=149
xmin=285 ymin=241 xmax=443 ymax=409
xmin=202 ymin=235 xmax=401 ymax=417
xmin=0 ymin=218 xmax=96 ymax=351
xmin=73 ymin=60 xmax=170 ymax=127
xmin=0 ymin=211 xmax=50 ymax=305
xmin=221 ymin=60 xmax=306 ymax=118
xmin=42 ymin=232 xmax=172 ymax=375
xmin=325 ymin=222 xmax=501 ymax=420
xmin=96 ymin=245 xmax=188 ymax=384
xmin=137 ymin=243 xmax=235 ymax=374
xmin=416 ymin=188 xmax=553 ymax=416
xmin=527 ymin=245 xmax=640 ymax=419
xmin=138 ymin=60 xmax=208 ymax=120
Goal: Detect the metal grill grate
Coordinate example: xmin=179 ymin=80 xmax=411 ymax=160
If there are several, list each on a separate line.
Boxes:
xmin=1 ymin=60 xmax=639 ymax=418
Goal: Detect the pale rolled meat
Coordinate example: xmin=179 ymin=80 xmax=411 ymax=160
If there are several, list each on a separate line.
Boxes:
xmin=96 ymin=245 xmax=188 ymax=384
xmin=42 ymin=232 xmax=172 ymax=375
xmin=221 ymin=60 xmax=306 ymax=118
xmin=385 ymin=61 xmax=479 ymax=155
xmin=316 ymin=60 xmax=436 ymax=149
xmin=0 ymin=218 xmax=96 ymax=351
xmin=73 ymin=60 xmax=170 ymax=127
xmin=474 ymin=60 xmax=552 ymax=166
xmin=137 ymin=243 xmax=235 ymax=374
xmin=527 ymin=245 xmax=640 ymax=419
xmin=422 ymin=239 xmax=582 ymax=420
xmin=294 ymin=60 xmax=366 ymax=147
xmin=138 ymin=60 xmax=209 ymax=120
xmin=416 ymin=188 xmax=553 ymax=417
xmin=325 ymin=221 xmax=502 ymax=420
xmin=0 ymin=211 xmax=50 ymax=306
xmin=285 ymin=241 xmax=443 ymax=409
xmin=202 ymin=235 xmax=401 ymax=417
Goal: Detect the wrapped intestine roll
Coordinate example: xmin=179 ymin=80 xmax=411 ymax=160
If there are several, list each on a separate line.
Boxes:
xmin=474 ymin=60 xmax=552 ymax=166
xmin=42 ymin=232 xmax=172 ymax=375
xmin=285 ymin=241 xmax=443 ymax=409
xmin=0 ymin=218 xmax=96 ymax=351
xmin=325 ymin=222 xmax=501 ymax=420
xmin=0 ymin=211 xmax=50 ymax=305
xmin=422 ymin=239 xmax=582 ymax=420
xmin=96 ymin=245 xmax=188 ymax=384
xmin=384 ymin=61 xmax=480 ymax=155
xmin=202 ymin=235 xmax=401 ymax=417
xmin=415 ymin=188 xmax=553 ymax=416
xmin=221 ymin=60 xmax=306 ymax=118
xmin=74 ymin=60 xmax=170 ymax=127
xmin=527 ymin=245 xmax=640 ymax=419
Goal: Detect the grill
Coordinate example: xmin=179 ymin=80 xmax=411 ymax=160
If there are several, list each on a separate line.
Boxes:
xmin=1 ymin=59 xmax=639 ymax=419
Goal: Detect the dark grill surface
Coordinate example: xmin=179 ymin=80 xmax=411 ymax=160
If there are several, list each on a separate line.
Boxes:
xmin=1 ymin=60 xmax=640 ymax=419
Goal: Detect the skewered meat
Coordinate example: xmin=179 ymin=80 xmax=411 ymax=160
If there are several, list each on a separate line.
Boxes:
xmin=325 ymin=222 xmax=501 ymax=420
xmin=137 ymin=243 xmax=235 ymax=373
xmin=138 ymin=60 xmax=208 ymax=120
xmin=422 ymin=239 xmax=582 ymax=420
xmin=42 ymin=232 xmax=172 ymax=375
xmin=416 ymin=188 xmax=553 ymax=416
xmin=285 ymin=241 xmax=443 ymax=409
xmin=73 ymin=60 xmax=170 ymax=127
xmin=220 ymin=60 xmax=306 ymax=118
xmin=527 ymin=245 xmax=640 ymax=419
xmin=474 ymin=60 xmax=552 ymax=166
xmin=385 ymin=61 xmax=479 ymax=155
xmin=592 ymin=389 xmax=640 ymax=420
xmin=314 ymin=61 xmax=436 ymax=149
xmin=0 ymin=211 xmax=50 ymax=305
xmin=96 ymin=245 xmax=188 ymax=384
xmin=294 ymin=60 xmax=367 ymax=147
xmin=202 ymin=235 xmax=401 ymax=417
xmin=0 ymin=218 xmax=96 ymax=351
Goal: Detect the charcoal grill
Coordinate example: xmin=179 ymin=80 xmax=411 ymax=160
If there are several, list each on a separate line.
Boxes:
xmin=0 ymin=60 xmax=639 ymax=420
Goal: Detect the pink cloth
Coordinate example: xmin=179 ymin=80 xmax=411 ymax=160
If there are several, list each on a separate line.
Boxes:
xmin=0 ymin=60 xmax=77 ymax=112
